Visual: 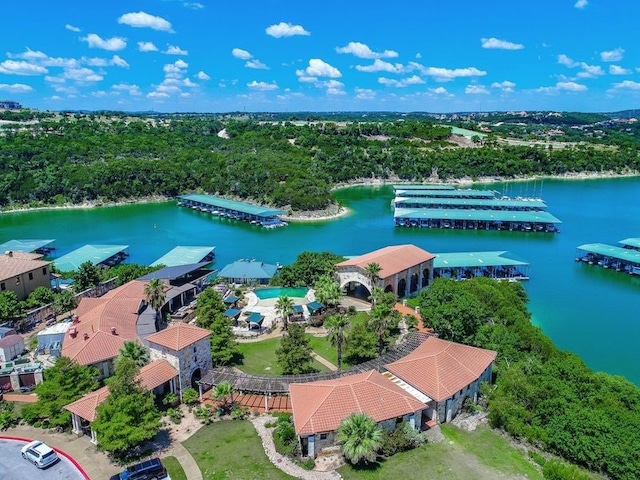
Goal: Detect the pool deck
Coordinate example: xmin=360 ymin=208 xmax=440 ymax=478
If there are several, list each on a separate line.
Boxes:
xmin=233 ymin=290 xmax=316 ymax=334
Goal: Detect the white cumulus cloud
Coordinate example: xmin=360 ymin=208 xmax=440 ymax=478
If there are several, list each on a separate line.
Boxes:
xmin=557 ymin=54 xmax=577 ymax=67
xmin=577 ymin=63 xmax=604 ymax=78
xmin=600 ymin=48 xmax=624 ymax=62
xmin=574 ymin=0 xmax=588 ymax=8
xmin=112 ymin=83 xmax=141 ymax=95
xmin=0 ymin=60 xmax=48 ymax=76
xmin=118 ymin=11 xmax=174 ymax=32
xmin=232 ymin=48 xmax=252 ymax=60
xmin=421 ymin=66 xmax=486 ymax=81
xmin=81 ymin=34 xmax=126 ymax=51
xmin=164 ymin=45 xmax=188 ymax=55
xmin=296 ymin=59 xmax=341 ymax=78
xmin=336 ymin=41 xmax=398 ymax=59
xmin=430 ymin=86 xmax=450 ymax=95
xmin=480 ymin=37 xmax=524 ymax=50
xmin=609 ymin=65 xmax=630 ymax=75
xmin=247 ymin=80 xmax=278 ymax=91
xmin=0 ymin=83 xmax=33 ymax=93
xmin=246 ymin=59 xmax=268 ymax=70
xmin=196 ymin=71 xmax=210 ymax=80
xmin=65 ymin=24 xmax=80 ymax=32
xmin=138 ymin=41 xmax=158 ymax=52
xmin=265 ymin=22 xmax=310 ymax=38
xmin=378 ymin=75 xmax=425 ymax=87
xmin=465 ymin=84 xmax=489 ymax=94
xmin=356 ymin=59 xmax=405 ymax=73
xmin=354 ymin=88 xmax=376 ymax=100
xmin=611 ymin=80 xmax=640 ymax=90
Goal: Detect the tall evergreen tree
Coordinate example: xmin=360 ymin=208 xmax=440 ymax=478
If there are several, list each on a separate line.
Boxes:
xmin=276 ymin=324 xmax=316 ymax=375
xmin=209 ymin=316 xmax=241 ymax=366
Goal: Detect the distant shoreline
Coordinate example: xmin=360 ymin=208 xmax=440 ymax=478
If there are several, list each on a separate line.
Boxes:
xmin=2 ymin=171 xmax=638 ymax=219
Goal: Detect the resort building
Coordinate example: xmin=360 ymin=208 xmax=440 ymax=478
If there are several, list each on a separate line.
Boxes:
xmin=146 ymin=322 xmax=213 ymax=399
xmin=385 ymin=336 xmax=497 ymax=423
xmin=65 ymin=359 xmax=178 ymax=444
xmin=335 ymin=244 xmax=435 ymax=298
xmin=216 ymin=259 xmax=279 ymax=285
xmin=0 ymin=250 xmax=52 ymax=301
xmin=290 ymin=370 xmax=426 ymax=458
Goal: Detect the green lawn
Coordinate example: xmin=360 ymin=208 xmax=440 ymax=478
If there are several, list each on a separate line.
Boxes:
xmin=338 ymin=425 xmax=544 ymax=480
xmin=182 ymin=419 xmax=294 ymax=479
xmin=236 ymin=337 xmax=329 ymax=375
xmin=306 ymin=334 xmax=339 ymax=366
xmin=162 ymin=456 xmax=187 ymax=480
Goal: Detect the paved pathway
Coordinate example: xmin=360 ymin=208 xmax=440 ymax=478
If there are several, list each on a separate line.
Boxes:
xmin=310 ymin=352 xmax=338 ymax=371
xmin=163 ymin=442 xmax=203 ymax=480
xmin=251 ymin=415 xmax=342 ymax=480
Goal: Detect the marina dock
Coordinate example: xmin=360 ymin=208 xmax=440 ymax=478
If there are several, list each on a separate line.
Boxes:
xmin=53 ymin=244 xmax=129 ymax=272
xmin=0 ymin=239 xmax=56 ymax=255
xmin=433 ymin=251 xmax=530 ymax=281
xmin=177 ymin=194 xmax=287 ymax=228
xmin=576 ymin=238 xmax=640 ymax=275
xmin=151 ymin=246 xmax=215 ymax=267
xmin=392 ymin=185 xmax=560 ymax=233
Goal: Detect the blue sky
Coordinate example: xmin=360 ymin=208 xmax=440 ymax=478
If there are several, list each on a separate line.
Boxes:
xmin=2 ymin=1 xmax=640 ymax=113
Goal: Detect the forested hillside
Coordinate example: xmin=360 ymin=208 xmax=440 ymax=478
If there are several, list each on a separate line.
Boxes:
xmin=1 ymin=113 xmax=638 ymax=211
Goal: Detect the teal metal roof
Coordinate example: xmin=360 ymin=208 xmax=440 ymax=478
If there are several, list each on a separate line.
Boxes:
xmin=224 ymin=308 xmax=242 ymax=318
xmin=0 ymin=239 xmax=55 ymax=252
xmin=618 ymin=238 xmax=640 ymax=249
xmin=396 ymin=189 xmax=498 ymax=199
xmin=434 ymin=251 xmax=529 ymax=269
xmin=151 ymin=246 xmax=215 ymax=267
xmin=178 ymin=194 xmax=284 ymax=218
xmin=394 ymin=197 xmax=547 ymax=209
xmin=393 ymin=184 xmax=455 ymax=191
xmin=394 ymin=208 xmax=562 ymax=224
xmin=217 ymin=259 xmax=278 ymax=280
xmin=246 ymin=312 xmax=264 ymax=325
xmin=306 ymin=301 xmax=324 ymax=314
xmin=53 ymin=244 xmax=128 ymax=272
xmin=577 ymin=243 xmax=640 ymax=264
xmin=449 ymin=126 xmax=487 ymax=138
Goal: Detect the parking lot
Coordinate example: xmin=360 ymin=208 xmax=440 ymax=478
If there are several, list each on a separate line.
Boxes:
xmin=0 ymin=438 xmax=87 ymax=480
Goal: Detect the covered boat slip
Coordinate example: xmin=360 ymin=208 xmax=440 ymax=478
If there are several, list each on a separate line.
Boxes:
xmin=392 ymin=188 xmax=498 ymax=199
xmin=394 ymin=207 xmax=561 ymax=232
xmin=177 ymin=194 xmax=287 ymax=228
xmin=576 ymin=243 xmax=640 ymax=274
xmin=53 ymin=244 xmax=129 ymax=271
xmin=433 ymin=251 xmax=530 ymax=281
xmin=393 ymin=196 xmax=548 ymax=211
xmin=619 ymin=237 xmax=640 ymax=250
xmin=150 ymin=245 xmax=215 ymax=267
xmin=0 ymin=239 xmax=56 ymax=254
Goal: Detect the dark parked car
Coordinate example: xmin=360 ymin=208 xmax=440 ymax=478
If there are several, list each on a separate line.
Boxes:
xmin=117 ymin=458 xmax=169 ymax=480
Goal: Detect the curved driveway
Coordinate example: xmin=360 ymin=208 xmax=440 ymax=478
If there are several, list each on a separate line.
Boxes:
xmin=0 ymin=438 xmax=88 ymax=480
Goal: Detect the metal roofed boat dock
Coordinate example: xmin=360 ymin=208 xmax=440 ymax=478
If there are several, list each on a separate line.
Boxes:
xmin=52 ymin=244 xmax=129 ymax=272
xmin=394 ymin=196 xmax=548 ymax=211
xmin=0 ymin=239 xmax=56 ymax=254
xmin=150 ymin=245 xmax=215 ymax=267
xmin=433 ymin=251 xmax=530 ymax=281
xmin=576 ymin=241 xmax=640 ymax=275
xmin=177 ymin=194 xmax=287 ymax=228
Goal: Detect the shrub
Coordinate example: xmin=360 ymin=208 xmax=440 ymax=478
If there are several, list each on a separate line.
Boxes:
xmin=182 ymin=388 xmax=199 ymax=406
xmin=162 ymin=391 xmax=178 ymax=407
xmin=273 ymin=414 xmax=299 ymax=457
xmin=542 ymin=459 xmax=591 ymax=480
xmin=231 ymin=406 xmax=248 ymax=420
xmin=528 ymin=450 xmax=547 ymax=467
xmin=379 ymin=423 xmax=426 ymax=457
xmin=299 ymin=457 xmax=316 ymax=470
xmin=167 ymin=408 xmax=183 ymax=424
xmin=193 ymin=405 xmax=213 ymax=425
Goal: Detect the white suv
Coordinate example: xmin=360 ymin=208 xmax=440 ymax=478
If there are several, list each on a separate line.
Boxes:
xmin=21 ymin=440 xmax=59 ymax=469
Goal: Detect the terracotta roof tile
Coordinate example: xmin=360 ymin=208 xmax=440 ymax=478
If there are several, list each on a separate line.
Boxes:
xmin=64 ymin=360 xmax=177 ymax=422
xmin=336 ymin=244 xmax=435 ymax=279
xmin=146 ymin=323 xmax=210 ymax=351
xmin=385 ymin=337 xmax=497 ymax=401
xmin=290 ymin=370 xmax=425 ymax=436
xmin=64 ymin=331 xmax=127 ymax=365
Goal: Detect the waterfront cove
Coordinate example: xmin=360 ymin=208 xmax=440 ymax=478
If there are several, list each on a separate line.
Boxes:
xmin=2 ymin=177 xmax=639 ymax=384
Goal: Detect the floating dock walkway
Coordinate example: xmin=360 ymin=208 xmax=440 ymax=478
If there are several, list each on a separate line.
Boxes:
xmin=433 ymin=251 xmax=530 ymax=281
xmin=177 ymin=194 xmax=287 ymax=228
xmin=576 ymin=238 xmax=640 ymax=275
xmin=392 ymin=185 xmax=560 ymax=233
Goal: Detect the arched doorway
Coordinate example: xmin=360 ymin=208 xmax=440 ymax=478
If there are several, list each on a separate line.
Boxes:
xmin=410 ymin=273 xmax=419 ymax=293
xmin=422 ymin=268 xmax=430 ymax=287
xmin=384 ymin=284 xmax=394 ymax=294
xmin=190 ymin=368 xmax=201 ymax=389
xmin=397 ymin=278 xmax=406 ymax=298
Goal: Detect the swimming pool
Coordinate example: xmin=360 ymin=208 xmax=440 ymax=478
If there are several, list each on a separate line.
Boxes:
xmin=254 ymin=287 xmax=309 ymax=300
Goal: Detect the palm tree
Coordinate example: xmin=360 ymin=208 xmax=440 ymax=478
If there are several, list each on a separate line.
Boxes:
xmin=275 ymin=295 xmax=295 ymax=331
xmin=337 ymin=413 xmax=382 ymax=465
xmin=325 ymin=313 xmax=351 ymax=370
xmin=313 ymin=275 xmax=342 ymax=308
xmin=364 ymin=262 xmax=382 ymax=292
xmin=144 ymin=278 xmax=166 ymax=323
xmin=118 ymin=340 xmax=149 ymax=367
xmin=213 ymin=380 xmax=234 ymax=413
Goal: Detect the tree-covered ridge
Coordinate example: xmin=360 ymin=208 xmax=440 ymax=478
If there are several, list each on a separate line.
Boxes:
xmin=1 ymin=115 xmax=638 ymax=211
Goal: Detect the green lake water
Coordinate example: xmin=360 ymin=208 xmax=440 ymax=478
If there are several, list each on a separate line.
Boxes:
xmin=2 ymin=178 xmax=639 ymax=384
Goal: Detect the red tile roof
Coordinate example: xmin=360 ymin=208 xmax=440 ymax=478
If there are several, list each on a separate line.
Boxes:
xmin=62 ymin=280 xmax=149 ymax=365
xmin=289 ymin=370 xmax=425 ymax=436
xmin=146 ymin=323 xmax=210 ymax=351
xmin=385 ymin=337 xmax=497 ymax=401
xmin=336 ymin=244 xmax=435 ymax=279
xmin=64 ymin=360 xmax=177 ymax=422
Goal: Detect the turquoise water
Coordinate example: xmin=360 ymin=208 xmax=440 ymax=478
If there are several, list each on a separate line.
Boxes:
xmin=254 ymin=287 xmax=310 ymax=300
xmin=1 ymin=177 xmax=639 ymax=384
